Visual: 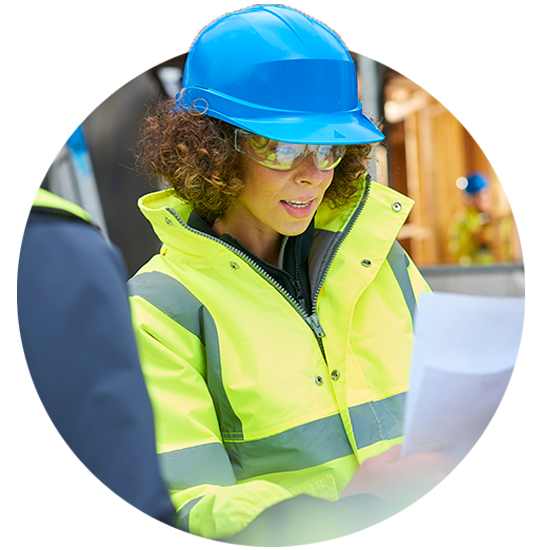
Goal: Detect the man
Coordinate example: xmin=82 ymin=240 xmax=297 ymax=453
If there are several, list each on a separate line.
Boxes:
xmin=17 ymin=4 xmax=205 ymax=546
xmin=448 ymin=172 xmax=514 ymax=265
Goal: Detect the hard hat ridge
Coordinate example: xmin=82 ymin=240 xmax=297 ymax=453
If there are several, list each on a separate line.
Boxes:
xmin=176 ymin=5 xmax=385 ymax=145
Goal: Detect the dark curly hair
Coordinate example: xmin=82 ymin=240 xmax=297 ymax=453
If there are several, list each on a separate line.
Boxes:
xmin=133 ymin=97 xmax=377 ymax=223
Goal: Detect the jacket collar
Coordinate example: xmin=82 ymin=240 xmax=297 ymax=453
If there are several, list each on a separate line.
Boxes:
xmin=137 ymin=180 xmax=413 ymax=264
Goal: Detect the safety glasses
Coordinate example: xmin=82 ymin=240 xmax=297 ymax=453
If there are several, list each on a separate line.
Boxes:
xmin=37 ymin=4 xmax=116 ymax=75
xmin=234 ymin=129 xmax=346 ymax=171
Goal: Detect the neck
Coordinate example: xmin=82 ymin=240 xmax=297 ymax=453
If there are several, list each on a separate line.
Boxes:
xmin=213 ymin=218 xmax=283 ymax=267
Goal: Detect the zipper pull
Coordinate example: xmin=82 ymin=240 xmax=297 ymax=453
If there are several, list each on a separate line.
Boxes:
xmin=307 ymin=313 xmax=326 ymax=338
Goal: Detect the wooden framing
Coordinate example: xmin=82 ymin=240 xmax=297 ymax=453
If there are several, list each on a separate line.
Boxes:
xmin=382 ymin=70 xmax=521 ymax=266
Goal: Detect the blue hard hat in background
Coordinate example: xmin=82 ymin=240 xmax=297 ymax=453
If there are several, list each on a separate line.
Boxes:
xmin=175 ymin=5 xmax=385 ymax=145
xmin=465 ymin=173 xmax=489 ymax=194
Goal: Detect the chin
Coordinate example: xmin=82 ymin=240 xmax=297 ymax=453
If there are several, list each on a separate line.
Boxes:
xmin=280 ymin=223 xmax=311 ymax=237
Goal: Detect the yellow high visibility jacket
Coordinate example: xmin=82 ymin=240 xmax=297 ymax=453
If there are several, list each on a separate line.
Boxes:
xmin=128 ymin=179 xmax=430 ymax=539
xmin=33 ymin=188 xmax=93 ymax=223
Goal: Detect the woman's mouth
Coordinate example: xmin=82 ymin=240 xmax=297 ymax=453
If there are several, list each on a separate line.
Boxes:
xmin=281 ymin=198 xmax=316 ymax=217
xmin=282 ymin=199 xmax=314 ymax=209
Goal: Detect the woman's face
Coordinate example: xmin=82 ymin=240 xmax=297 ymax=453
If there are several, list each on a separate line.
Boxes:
xmin=228 ymin=152 xmax=334 ymax=240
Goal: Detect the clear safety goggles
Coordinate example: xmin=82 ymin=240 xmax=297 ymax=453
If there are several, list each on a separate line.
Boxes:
xmin=37 ymin=4 xmax=116 ymax=75
xmin=234 ymin=129 xmax=346 ymax=171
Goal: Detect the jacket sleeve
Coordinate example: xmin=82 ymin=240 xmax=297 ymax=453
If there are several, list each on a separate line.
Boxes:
xmin=406 ymin=250 xmax=432 ymax=299
xmin=17 ymin=218 xmax=193 ymax=547
xmin=386 ymin=240 xmax=431 ymax=329
xmin=128 ymin=286 xmax=295 ymax=540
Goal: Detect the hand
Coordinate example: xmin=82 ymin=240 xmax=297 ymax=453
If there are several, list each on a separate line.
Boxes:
xmin=341 ymin=444 xmax=455 ymax=509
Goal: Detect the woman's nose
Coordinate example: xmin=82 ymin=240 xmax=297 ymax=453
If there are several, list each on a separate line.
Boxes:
xmin=294 ymin=151 xmax=324 ymax=185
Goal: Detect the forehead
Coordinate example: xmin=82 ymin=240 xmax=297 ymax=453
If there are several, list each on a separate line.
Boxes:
xmin=62 ymin=4 xmax=115 ymax=31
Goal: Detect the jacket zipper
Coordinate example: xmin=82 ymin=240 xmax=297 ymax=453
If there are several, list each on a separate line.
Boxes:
xmin=164 ymin=183 xmax=370 ymax=361
xmin=166 ymin=207 xmax=329 ymax=357
xmin=311 ymin=183 xmax=371 ymax=314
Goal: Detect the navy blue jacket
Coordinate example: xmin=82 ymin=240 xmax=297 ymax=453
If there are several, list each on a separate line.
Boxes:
xmin=18 ymin=201 xmax=175 ymax=525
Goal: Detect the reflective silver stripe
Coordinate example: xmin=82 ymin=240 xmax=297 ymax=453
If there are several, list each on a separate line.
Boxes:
xmin=173 ymin=496 xmax=202 ymax=532
xmin=129 ymin=271 xmax=405 ymax=485
xmin=128 ymin=271 xmax=203 ymax=340
xmin=159 ymin=442 xmax=237 ymax=490
xmin=226 ymin=413 xmax=354 ymax=481
xmin=349 ymin=392 xmax=406 ymax=449
xmin=387 ymin=241 xmax=416 ymax=328
xmin=128 ymin=271 xmax=243 ymax=440
xmin=226 ymin=393 xmax=405 ymax=481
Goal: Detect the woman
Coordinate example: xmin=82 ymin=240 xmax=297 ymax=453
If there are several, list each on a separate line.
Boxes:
xmin=130 ymin=5 xmax=452 ymax=543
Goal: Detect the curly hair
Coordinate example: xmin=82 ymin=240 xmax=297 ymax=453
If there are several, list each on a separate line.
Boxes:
xmin=133 ymin=97 xmax=377 ymax=223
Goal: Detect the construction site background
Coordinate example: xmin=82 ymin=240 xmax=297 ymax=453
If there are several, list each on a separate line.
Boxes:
xmin=35 ymin=4 xmax=525 ymax=296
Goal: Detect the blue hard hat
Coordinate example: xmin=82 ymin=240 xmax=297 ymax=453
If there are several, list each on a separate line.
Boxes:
xmin=175 ymin=5 xmax=385 ymax=145
xmin=465 ymin=173 xmax=488 ymax=194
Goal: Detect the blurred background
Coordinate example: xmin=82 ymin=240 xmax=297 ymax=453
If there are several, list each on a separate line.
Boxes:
xmin=40 ymin=52 xmax=524 ymax=297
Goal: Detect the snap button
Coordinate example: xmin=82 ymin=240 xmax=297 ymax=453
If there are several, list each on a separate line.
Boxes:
xmin=164 ymin=217 xmax=173 ymax=226
xmin=314 ymin=375 xmax=324 ymax=386
xmin=361 ymin=259 xmax=372 ymax=268
xmin=392 ymin=201 xmax=402 ymax=212
xmin=331 ymin=369 xmax=340 ymax=381
xmin=230 ymin=261 xmax=240 ymax=270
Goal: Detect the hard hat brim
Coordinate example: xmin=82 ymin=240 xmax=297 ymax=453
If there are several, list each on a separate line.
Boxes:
xmin=178 ymin=87 xmax=385 ymax=145
xmin=227 ymin=109 xmax=385 ymax=145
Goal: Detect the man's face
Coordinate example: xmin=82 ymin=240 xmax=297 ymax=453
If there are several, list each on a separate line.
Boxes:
xmin=17 ymin=4 xmax=114 ymax=168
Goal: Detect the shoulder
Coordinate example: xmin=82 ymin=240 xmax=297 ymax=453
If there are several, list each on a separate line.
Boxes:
xmin=21 ymin=206 xmax=128 ymax=297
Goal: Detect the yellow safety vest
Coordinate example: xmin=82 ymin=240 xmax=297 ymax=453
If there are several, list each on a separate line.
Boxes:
xmin=129 ymin=179 xmax=430 ymax=539
xmin=32 ymin=188 xmax=92 ymax=222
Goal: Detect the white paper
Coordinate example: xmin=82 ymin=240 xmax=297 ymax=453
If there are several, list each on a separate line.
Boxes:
xmin=401 ymin=292 xmax=525 ymax=465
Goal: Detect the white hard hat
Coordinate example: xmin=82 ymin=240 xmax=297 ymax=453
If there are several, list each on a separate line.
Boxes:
xmin=111 ymin=4 xmax=175 ymax=38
